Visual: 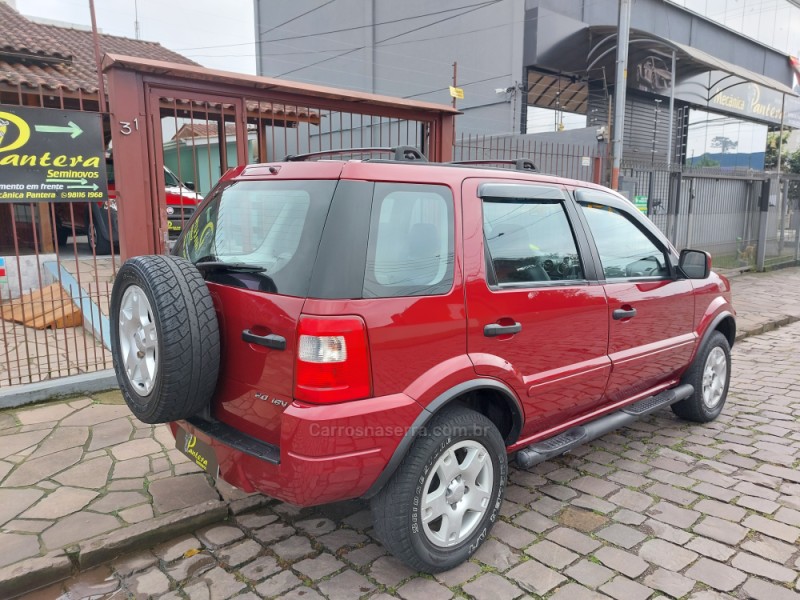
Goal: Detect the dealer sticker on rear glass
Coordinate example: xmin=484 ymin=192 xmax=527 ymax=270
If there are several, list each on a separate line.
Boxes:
xmin=175 ymin=427 xmax=219 ymax=477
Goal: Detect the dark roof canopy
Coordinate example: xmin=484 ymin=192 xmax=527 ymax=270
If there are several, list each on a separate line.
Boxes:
xmin=587 ymin=26 xmax=797 ymax=97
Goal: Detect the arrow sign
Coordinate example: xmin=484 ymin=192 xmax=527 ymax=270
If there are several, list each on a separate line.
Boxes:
xmin=34 ymin=121 xmax=83 ymax=139
xmin=46 ymin=178 xmax=88 ymax=185
xmin=67 ymin=183 xmax=99 ymax=191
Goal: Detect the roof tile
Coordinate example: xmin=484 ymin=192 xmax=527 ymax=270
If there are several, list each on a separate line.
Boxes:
xmin=0 ymin=2 xmax=196 ymax=94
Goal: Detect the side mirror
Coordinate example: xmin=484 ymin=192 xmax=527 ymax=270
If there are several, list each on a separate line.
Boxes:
xmin=678 ymin=249 xmax=711 ymax=279
xmin=184 ymin=181 xmax=196 ymax=191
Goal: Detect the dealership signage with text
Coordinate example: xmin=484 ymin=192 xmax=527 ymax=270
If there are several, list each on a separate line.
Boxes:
xmin=0 ymin=106 xmax=108 ymax=203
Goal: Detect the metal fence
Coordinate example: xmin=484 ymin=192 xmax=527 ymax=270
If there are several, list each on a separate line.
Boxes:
xmin=450 ymin=131 xmax=800 ymax=274
xmin=621 ymin=163 xmax=800 ymax=272
xmin=2 ymin=58 xmax=456 ymax=388
xmin=3 ymin=76 xmax=798 ymax=390
xmin=453 ymin=133 xmax=605 ymax=183
xmin=1 ymin=85 xmax=117 ymax=388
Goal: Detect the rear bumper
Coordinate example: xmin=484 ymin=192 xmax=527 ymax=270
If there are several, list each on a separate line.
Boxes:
xmin=171 ymin=392 xmax=423 ymax=506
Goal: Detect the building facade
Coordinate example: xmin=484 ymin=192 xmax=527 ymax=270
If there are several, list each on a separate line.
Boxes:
xmin=254 ymin=0 xmax=799 ymax=168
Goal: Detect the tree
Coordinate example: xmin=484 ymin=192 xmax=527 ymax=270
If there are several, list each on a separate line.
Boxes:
xmin=786 ymin=147 xmax=800 ymax=202
xmin=764 ymin=131 xmax=790 ymax=170
xmin=710 ymin=136 xmax=738 ymax=154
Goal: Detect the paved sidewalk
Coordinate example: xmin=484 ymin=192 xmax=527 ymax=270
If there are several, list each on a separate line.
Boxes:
xmin=0 ymin=392 xmax=261 ymax=597
xmin=0 ymin=266 xmax=798 ymax=598
xmin=728 ymin=266 xmax=800 ymax=339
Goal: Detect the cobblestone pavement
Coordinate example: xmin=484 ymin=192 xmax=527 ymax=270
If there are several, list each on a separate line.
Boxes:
xmin=19 ymin=322 xmax=799 ymax=599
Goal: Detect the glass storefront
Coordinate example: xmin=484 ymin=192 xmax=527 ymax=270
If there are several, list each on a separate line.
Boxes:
xmin=685 ymin=109 xmax=769 ymax=169
xmin=669 ymin=0 xmax=800 ymax=56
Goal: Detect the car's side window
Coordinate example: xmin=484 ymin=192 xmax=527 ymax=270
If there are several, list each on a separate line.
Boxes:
xmin=363 ymin=183 xmax=455 ymax=298
xmin=482 ymin=198 xmax=584 ymax=286
xmin=580 ymin=201 xmax=669 ymax=280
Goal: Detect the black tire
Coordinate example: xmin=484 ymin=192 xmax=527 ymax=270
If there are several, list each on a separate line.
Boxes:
xmin=371 ymin=406 xmax=507 ymax=572
xmin=110 ymin=255 xmax=220 ymax=424
xmin=91 ymin=222 xmax=112 ymax=255
xmin=671 ymin=331 xmax=731 ymax=423
xmin=56 ymin=225 xmax=69 ymax=246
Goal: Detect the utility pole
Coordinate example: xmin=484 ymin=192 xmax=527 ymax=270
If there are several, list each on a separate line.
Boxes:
xmin=452 ymin=61 xmax=458 ymax=142
xmin=666 ymin=50 xmax=676 ymax=167
xmin=88 ymin=0 xmax=107 ymax=113
xmin=776 ymin=92 xmax=786 ymax=174
xmin=452 ymin=62 xmax=458 ymax=110
xmin=611 ymin=0 xmax=632 ymax=190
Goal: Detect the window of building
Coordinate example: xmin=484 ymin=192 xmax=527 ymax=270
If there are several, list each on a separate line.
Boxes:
xmin=667 ymin=0 xmax=800 ymax=55
xmin=526 ymin=107 xmax=587 ymax=134
xmin=524 ymin=70 xmax=589 ymax=134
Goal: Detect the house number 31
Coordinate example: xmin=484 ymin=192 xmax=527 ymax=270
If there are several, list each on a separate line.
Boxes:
xmin=120 ymin=118 xmax=139 ymax=136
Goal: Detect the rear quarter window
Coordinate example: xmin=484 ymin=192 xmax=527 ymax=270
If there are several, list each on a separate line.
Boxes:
xmin=363 ymin=183 xmax=455 ymax=298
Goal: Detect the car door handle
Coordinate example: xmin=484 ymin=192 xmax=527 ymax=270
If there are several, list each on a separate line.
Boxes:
xmin=612 ymin=308 xmax=637 ymax=320
xmin=242 ymin=329 xmax=286 ymax=350
xmin=484 ymin=322 xmax=522 ymax=337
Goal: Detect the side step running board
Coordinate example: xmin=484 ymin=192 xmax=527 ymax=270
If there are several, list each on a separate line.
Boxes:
xmin=515 ymin=384 xmax=693 ymax=469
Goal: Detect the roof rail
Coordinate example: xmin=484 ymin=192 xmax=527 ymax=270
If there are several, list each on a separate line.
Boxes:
xmin=448 ymin=158 xmax=537 ymax=172
xmin=284 ymin=146 xmax=427 ymax=162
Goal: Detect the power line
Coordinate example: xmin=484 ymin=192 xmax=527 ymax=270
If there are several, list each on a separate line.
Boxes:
xmin=175 ymin=0 xmax=499 ymax=52
xmin=184 ymin=0 xmax=608 ymax=82
xmin=275 ymin=0 xmax=503 ymax=78
xmin=260 ymin=0 xmax=338 ymax=39
xmin=186 ymin=19 xmax=514 ymax=60
xmin=404 ymin=74 xmax=512 ymax=99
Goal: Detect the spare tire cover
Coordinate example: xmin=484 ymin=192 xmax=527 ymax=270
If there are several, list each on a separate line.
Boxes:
xmin=110 ymin=255 xmax=220 ymax=424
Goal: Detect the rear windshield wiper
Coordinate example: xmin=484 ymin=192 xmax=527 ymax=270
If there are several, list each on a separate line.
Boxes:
xmin=194 ymin=261 xmax=266 ymax=273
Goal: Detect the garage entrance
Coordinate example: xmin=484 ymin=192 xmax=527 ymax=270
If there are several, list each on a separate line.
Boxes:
xmin=103 ymin=54 xmax=458 ymax=260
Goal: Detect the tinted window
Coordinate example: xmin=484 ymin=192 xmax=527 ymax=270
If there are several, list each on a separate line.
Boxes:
xmin=363 ymin=183 xmax=454 ymax=298
xmin=483 ymin=198 xmax=583 ymax=285
xmin=177 ymin=180 xmax=336 ymax=297
xmin=581 ymin=204 xmax=669 ymax=279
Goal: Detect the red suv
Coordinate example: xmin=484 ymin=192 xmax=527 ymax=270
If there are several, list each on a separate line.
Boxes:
xmin=110 ymin=148 xmax=735 ymax=572
xmin=55 ymin=162 xmax=201 ymax=253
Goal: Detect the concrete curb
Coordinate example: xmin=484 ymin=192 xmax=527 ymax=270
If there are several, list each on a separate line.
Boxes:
xmin=77 ymin=500 xmax=228 ymax=570
xmin=1 ymin=500 xmax=228 ymax=599
xmin=0 ymin=551 xmax=73 ymax=600
xmin=734 ymin=315 xmax=800 ymax=342
xmin=0 ymin=370 xmax=118 ymax=409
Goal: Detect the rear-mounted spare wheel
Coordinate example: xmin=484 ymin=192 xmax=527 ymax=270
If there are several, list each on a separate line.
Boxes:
xmin=110 ymin=255 xmax=220 ymax=424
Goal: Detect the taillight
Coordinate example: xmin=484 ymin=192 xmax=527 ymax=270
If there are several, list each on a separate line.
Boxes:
xmin=294 ymin=315 xmax=371 ymax=403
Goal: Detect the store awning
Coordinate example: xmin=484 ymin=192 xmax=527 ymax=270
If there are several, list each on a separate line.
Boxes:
xmin=587 ymin=26 xmax=797 ymax=97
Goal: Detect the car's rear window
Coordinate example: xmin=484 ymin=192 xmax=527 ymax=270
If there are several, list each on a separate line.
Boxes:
xmin=176 ymin=180 xmax=336 ymax=297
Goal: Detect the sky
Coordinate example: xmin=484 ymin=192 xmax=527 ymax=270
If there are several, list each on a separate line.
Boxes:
xmin=14 ymin=0 xmax=257 ymax=75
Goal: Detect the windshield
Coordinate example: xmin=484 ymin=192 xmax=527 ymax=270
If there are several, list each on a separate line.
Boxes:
xmin=163 ymin=167 xmax=181 ymax=187
xmin=176 ymin=179 xmax=337 ymax=296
